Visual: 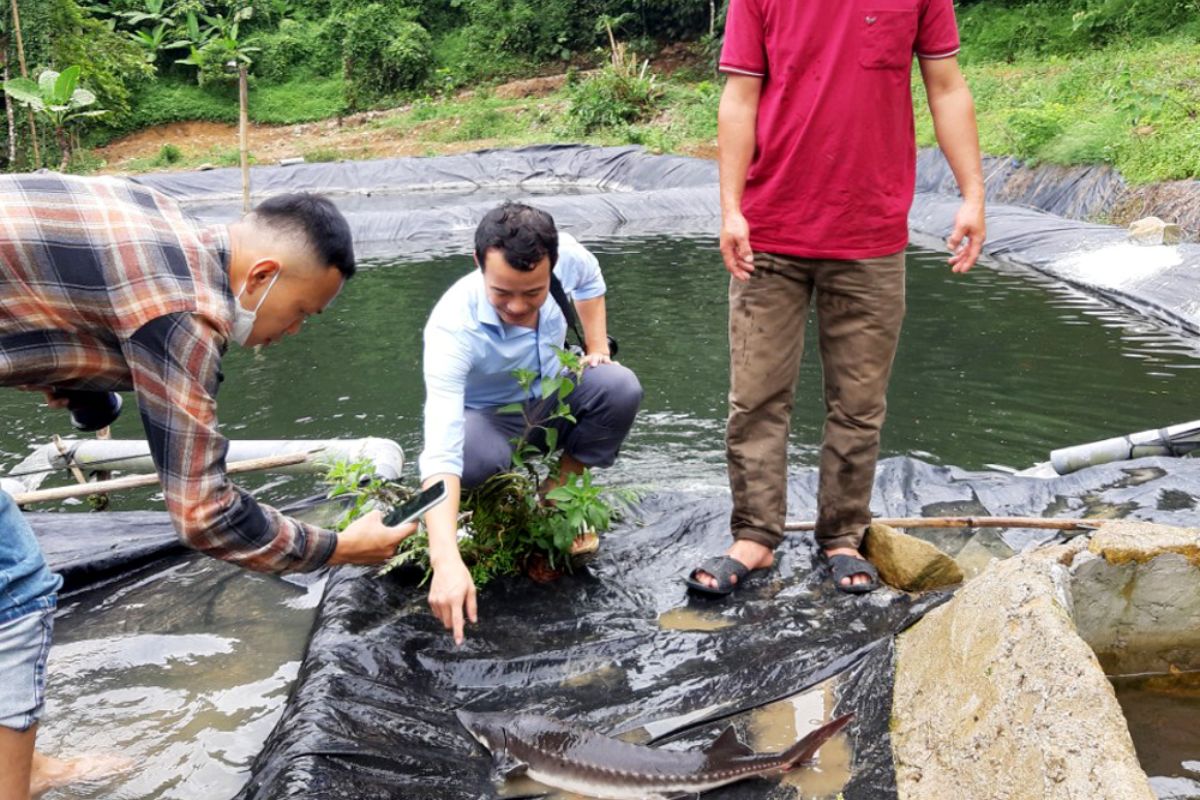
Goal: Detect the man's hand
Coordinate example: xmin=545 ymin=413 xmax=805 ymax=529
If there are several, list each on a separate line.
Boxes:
xmin=948 ymin=200 xmax=986 ymax=274
xmin=582 ymin=352 xmax=613 ymax=368
xmin=428 ymin=555 xmax=477 ymax=645
xmin=328 ymin=510 xmax=417 ymax=565
xmin=18 ymin=385 xmax=68 ymax=409
xmin=720 ymin=212 xmax=755 ymax=281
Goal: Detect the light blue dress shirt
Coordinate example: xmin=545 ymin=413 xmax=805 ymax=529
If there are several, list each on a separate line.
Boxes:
xmin=419 ymin=233 xmax=607 ymax=480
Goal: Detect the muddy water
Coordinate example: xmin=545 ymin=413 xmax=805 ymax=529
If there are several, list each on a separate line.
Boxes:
xmin=1111 ymin=671 xmax=1200 ymax=800
xmin=656 ymin=607 xmax=735 ymax=631
xmin=747 ymin=680 xmax=852 ymax=799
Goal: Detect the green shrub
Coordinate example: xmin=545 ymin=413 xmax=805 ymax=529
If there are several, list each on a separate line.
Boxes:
xmin=340 ymin=5 xmax=432 ymax=111
xmin=252 ymin=17 xmax=340 ymax=82
xmin=565 ymin=63 xmax=663 ymax=135
xmin=46 ymin=0 xmax=154 ymax=127
xmin=1005 ymin=105 xmax=1068 ymax=162
xmin=154 ymin=143 xmax=183 ymax=165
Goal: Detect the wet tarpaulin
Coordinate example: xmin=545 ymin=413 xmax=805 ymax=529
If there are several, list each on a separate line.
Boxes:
xmin=129 ymin=145 xmax=721 ymax=258
xmin=912 ymin=149 xmax=1200 ymax=335
xmin=237 ymin=455 xmax=1200 ymax=800
xmin=29 ymin=510 xmax=183 ymax=592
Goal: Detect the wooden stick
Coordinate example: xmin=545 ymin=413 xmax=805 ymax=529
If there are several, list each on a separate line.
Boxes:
xmin=12 ymin=451 xmax=311 ymax=506
xmin=783 ymin=516 xmax=1108 ymax=532
xmin=52 ymin=435 xmax=89 ymax=487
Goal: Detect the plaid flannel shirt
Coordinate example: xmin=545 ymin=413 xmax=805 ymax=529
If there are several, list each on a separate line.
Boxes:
xmin=0 ymin=174 xmax=336 ymax=573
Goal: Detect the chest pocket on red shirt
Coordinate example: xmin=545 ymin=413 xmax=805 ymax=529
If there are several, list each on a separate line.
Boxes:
xmin=858 ymin=8 xmax=917 ymax=70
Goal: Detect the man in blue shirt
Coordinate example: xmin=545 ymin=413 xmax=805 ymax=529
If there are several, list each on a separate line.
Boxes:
xmin=418 ymin=203 xmax=642 ymax=644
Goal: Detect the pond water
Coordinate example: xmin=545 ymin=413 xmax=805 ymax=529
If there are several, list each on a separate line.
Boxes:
xmin=9 ymin=233 xmax=1200 ymax=798
xmin=1112 ymin=671 xmax=1200 ymax=800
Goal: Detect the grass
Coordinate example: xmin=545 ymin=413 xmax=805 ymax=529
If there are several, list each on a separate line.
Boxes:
xmin=912 ymin=37 xmax=1200 ymax=183
xmin=100 ymin=75 xmax=343 ymax=141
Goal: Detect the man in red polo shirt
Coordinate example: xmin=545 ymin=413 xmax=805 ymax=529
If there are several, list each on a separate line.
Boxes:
xmin=688 ymin=0 xmax=985 ymax=595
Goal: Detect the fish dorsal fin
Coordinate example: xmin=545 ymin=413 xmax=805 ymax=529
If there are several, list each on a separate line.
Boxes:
xmin=706 ymin=726 xmax=754 ymax=759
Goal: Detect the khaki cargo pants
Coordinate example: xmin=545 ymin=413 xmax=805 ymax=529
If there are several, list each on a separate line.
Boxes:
xmin=726 ymin=249 xmax=906 ymax=552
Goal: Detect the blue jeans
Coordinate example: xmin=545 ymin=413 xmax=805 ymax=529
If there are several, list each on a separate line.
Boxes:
xmin=0 ymin=490 xmax=62 ymax=625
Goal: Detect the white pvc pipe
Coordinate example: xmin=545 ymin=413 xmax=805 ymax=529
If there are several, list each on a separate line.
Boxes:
xmin=2 ymin=438 xmax=404 ymax=495
xmin=1050 ymin=420 xmax=1200 ymax=475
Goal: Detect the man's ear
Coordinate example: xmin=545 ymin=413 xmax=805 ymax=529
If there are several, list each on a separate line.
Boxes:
xmin=247 ymin=259 xmax=282 ymax=290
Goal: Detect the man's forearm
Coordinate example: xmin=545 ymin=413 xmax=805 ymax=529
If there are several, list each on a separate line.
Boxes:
xmin=927 ymin=83 xmax=985 ymax=204
xmin=718 ymin=78 xmax=761 ymax=218
xmin=423 ymin=472 xmax=463 ymax=567
xmin=574 ymin=296 xmax=609 ymax=355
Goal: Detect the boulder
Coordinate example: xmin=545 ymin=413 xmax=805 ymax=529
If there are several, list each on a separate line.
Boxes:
xmin=862 ymin=522 xmax=964 ymax=592
xmin=892 ymin=545 xmax=1157 ymax=800
xmin=1128 ymin=215 xmax=1182 ymax=246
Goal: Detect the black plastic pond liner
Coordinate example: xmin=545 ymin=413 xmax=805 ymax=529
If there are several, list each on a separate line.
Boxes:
xmin=131 ymin=144 xmax=1200 ymax=332
xmin=913 ymin=150 xmax=1200 ymax=335
xmin=235 ymin=454 xmax=1200 ymax=800
xmin=130 ymin=145 xmax=721 ymax=259
xmin=29 ymin=510 xmax=182 ymax=592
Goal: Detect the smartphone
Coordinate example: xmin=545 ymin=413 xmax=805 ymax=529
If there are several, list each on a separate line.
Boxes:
xmin=383 ymin=480 xmax=448 ymax=527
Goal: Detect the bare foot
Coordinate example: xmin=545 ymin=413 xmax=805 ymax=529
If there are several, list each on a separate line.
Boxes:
xmin=31 ymin=750 xmax=135 ymax=796
xmin=824 ymin=545 xmax=874 ymax=589
xmin=692 ymin=539 xmax=775 ymax=591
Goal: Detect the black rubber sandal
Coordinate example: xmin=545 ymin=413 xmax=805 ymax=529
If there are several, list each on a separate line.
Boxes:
xmin=825 ymin=553 xmax=881 ymax=595
xmin=685 ymin=556 xmax=752 ymax=596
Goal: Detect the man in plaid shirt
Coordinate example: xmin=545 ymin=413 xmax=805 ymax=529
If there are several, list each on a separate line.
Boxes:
xmin=0 ymin=174 xmax=415 ymax=798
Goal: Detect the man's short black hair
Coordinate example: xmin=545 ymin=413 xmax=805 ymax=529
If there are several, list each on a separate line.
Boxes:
xmin=251 ymin=193 xmax=356 ymax=278
xmin=474 ymin=202 xmax=558 ymax=272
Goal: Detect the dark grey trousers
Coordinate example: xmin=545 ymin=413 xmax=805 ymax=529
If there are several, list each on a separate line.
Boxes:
xmin=461 ymin=363 xmax=643 ymax=489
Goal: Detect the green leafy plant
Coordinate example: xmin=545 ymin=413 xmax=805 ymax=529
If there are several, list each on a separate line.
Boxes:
xmin=377 ymin=348 xmax=629 ymax=585
xmin=323 ymin=458 xmax=413 ymax=532
xmin=3 ymin=66 xmax=107 ymax=170
xmin=153 ymin=142 xmax=183 ymax=165
xmin=564 ymin=22 xmax=662 ymax=136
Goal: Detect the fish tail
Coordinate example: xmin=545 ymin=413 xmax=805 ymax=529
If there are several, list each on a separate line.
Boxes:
xmin=781 ymin=713 xmax=854 ymax=770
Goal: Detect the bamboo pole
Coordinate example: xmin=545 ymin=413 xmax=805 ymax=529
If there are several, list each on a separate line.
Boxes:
xmin=12 ymin=451 xmax=310 ymax=506
xmin=8 ymin=0 xmax=37 ymax=167
xmin=783 ymin=516 xmax=1107 ymax=532
xmin=238 ymin=64 xmax=250 ymax=212
xmin=2 ymin=39 xmax=13 ymax=166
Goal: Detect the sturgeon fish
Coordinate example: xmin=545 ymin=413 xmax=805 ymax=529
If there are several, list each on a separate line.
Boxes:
xmin=457 ymin=709 xmax=853 ymax=800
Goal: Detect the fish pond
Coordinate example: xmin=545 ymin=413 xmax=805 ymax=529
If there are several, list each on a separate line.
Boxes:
xmin=6 ymin=234 xmax=1200 ymax=798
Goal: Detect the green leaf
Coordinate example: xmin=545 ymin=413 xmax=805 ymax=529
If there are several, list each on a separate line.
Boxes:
xmin=52 ymin=66 xmax=80 ymax=106
xmin=543 ymin=428 xmax=558 ymax=453
xmin=70 ymin=88 xmax=97 ymax=108
xmin=497 ymin=402 xmax=525 ymax=415
xmin=544 ymin=485 xmax=573 ymax=502
xmin=3 ymin=79 xmax=44 ymax=108
xmin=38 ymin=70 xmax=60 ymax=99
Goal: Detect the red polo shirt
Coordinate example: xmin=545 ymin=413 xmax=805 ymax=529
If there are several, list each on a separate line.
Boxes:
xmin=720 ymin=0 xmax=960 ymax=259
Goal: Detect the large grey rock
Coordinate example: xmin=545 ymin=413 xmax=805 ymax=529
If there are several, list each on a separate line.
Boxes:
xmin=892 ymin=544 xmax=1156 ymax=800
xmin=1072 ymin=521 xmax=1200 ymax=674
xmin=1128 ymin=215 xmax=1183 ymax=246
xmin=862 ymin=522 xmax=963 ymax=592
